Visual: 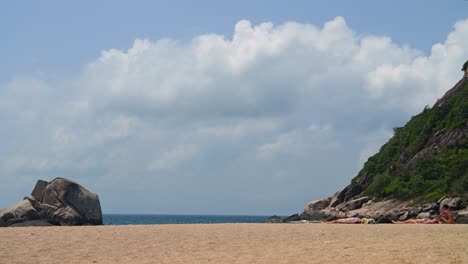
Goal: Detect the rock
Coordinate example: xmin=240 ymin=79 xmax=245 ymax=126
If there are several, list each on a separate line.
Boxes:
xmin=337 ymin=184 xmax=363 ymax=205
xmin=455 ymin=210 xmax=468 ymax=224
xmin=0 ymin=200 xmax=40 ymax=223
xmin=448 ymin=198 xmax=463 ymax=210
xmin=0 ymin=178 xmax=102 ymax=226
xmin=329 ymin=191 xmax=341 ymax=208
xmin=336 ymin=197 xmax=369 ymax=211
xmin=376 ymin=213 xmax=396 ymax=224
xmin=417 ymin=212 xmax=431 ymax=219
xmin=263 ymin=215 xmax=283 ymax=223
xmin=399 ymin=212 xmax=409 ymax=221
xmin=423 ymin=203 xmax=436 ymax=212
xmin=6 ymin=218 xmax=25 ymax=226
xmin=304 ymin=197 xmax=330 ymax=214
xmin=440 ymin=197 xmax=463 ymax=212
xmin=31 ymin=180 xmax=48 ymax=200
xmin=299 ymin=210 xmax=328 ymax=221
xmin=40 ymin=178 xmax=102 ymax=225
xmin=347 ymin=197 xmax=369 ymax=210
xmin=282 ymin=213 xmax=301 ymax=223
xmin=0 ymin=218 xmax=6 ymax=227
xmin=9 ymin=220 xmax=54 ymax=227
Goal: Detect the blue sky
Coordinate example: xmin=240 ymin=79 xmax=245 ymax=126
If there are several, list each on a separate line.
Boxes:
xmin=2 ymin=0 xmax=467 ymax=81
xmin=0 ymin=1 xmax=467 ymax=215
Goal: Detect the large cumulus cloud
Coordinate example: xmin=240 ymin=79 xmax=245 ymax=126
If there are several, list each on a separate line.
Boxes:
xmin=1 ymin=17 xmax=467 ymax=215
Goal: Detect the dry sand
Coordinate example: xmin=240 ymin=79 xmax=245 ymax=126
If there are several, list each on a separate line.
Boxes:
xmin=1 ymin=223 xmax=467 ymax=264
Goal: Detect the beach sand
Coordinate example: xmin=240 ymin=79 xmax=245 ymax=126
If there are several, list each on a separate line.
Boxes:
xmin=1 ymin=224 xmax=467 ymax=264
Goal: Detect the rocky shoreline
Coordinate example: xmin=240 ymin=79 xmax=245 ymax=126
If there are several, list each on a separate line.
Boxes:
xmin=266 ymin=193 xmax=468 ymax=224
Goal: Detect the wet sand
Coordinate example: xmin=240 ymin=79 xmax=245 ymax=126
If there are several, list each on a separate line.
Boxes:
xmin=0 ymin=223 xmax=467 ymax=264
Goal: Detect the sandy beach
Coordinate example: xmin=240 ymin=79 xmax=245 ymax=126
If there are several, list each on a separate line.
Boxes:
xmin=1 ymin=224 xmax=467 ymax=264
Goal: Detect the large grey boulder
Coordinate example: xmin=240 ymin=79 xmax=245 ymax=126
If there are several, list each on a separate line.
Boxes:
xmin=0 ymin=178 xmax=102 ymax=226
xmin=39 ymin=178 xmax=102 ymax=225
xmin=263 ymin=215 xmax=283 ymax=223
xmin=0 ymin=218 xmax=6 ymax=227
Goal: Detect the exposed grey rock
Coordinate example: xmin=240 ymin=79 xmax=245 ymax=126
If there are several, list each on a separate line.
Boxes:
xmin=376 ymin=213 xmax=396 ymax=224
xmin=440 ymin=197 xmax=463 ymax=212
xmin=328 ymin=191 xmax=341 ymax=208
xmin=0 ymin=218 xmax=6 ymax=227
xmin=423 ymin=203 xmax=437 ymax=212
xmin=1 ymin=178 xmax=102 ymax=226
xmin=455 ymin=210 xmax=468 ymax=224
xmin=399 ymin=212 xmax=409 ymax=221
xmin=282 ymin=213 xmax=301 ymax=223
xmin=0 ymin=200 xmax=39 ymax=223
xmin=300 ymin=210 xmax=329 ymax=221
xmin=304 ymin=197 xmax=330 ymax=215
xmin=9 ymin=220 xmax=54 ymax=227
xmin=31 ymin=180 xmax=48 ymax=200
xmin=417 ymin=212 xmax=431 ymax=219
xmin=407 ymin=129 xmax=467 ymax=170
xmin=6 ymin=218 xmax=25 ymax=226
xmin=40 ymin=178 xmax=102 ymax=225
xmin=448 ymin=198 xmax=463 ymax=210
xmin=263 ymin=215 xmax=282 ymax=223
xmin=338 ymin=197 xmax=369 ymax=211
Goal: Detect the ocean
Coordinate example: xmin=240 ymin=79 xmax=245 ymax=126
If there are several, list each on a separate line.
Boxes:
xmin=103 ymin=214 xmax=273 ymax=225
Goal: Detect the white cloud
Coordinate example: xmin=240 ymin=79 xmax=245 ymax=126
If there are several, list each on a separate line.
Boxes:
xmin=148 ymin=144 xmax=198 ymax=172
xmin=1 ymin=17 xmax=467 ymax=214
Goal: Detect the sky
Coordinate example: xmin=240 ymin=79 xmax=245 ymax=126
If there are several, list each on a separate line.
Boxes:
xmin=1 ymin=0 xmax=467 ymax=215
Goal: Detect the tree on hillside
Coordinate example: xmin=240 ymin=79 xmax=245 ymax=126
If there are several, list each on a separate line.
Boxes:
xmin=463 ymin=60 xmax=468 ymax=71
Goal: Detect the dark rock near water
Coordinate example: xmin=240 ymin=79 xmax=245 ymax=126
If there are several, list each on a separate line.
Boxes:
xmin=282 ymin=214 xmax=301 ymax=222
xmin=0 ymin=178 xmax=102 ymax=226
xmin=263 ymin=215 xmax=283 ymax=223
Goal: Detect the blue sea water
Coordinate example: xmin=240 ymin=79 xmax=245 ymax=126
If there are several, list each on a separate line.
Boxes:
xmin=103 ymin=214 xmax=272 ymax=225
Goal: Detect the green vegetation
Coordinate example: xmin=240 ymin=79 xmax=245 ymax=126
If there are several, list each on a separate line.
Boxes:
xmin=353 ymin=82 xmax=468 ymax=203
xmin=463 ymin=60 xmax=468 ymax=72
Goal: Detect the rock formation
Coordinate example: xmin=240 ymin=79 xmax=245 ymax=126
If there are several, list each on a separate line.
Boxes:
xmin=0 ymin=178 xmax=102 ymax=227
xmin=280 ymin=72 xmax=468 ymax=224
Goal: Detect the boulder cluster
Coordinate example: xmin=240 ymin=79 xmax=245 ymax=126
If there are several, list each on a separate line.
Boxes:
xmin=0 ymin=178 xmax=102 ymax=227
xmin=267 ymin=194 xmax=468 ymax=224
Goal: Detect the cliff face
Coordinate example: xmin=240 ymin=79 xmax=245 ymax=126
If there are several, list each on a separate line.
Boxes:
xmin=299 ymin=77 xmax=468 ymax=222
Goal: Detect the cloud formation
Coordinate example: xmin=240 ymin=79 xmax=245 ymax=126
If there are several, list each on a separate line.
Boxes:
xmin=1 ymin=17 xmax=467 ymax=214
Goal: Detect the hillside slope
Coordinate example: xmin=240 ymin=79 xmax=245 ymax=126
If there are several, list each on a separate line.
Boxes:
xmin=351 ymin=77 xmax=467 ymax=203
xmin=294 ymin=75 xmax=468 ymax=223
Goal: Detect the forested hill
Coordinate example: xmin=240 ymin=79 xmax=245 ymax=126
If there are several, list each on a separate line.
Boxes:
xmin=350 ymin=77 xmax=468 ymax=204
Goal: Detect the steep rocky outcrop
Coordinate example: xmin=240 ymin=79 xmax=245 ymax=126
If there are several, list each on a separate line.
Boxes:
xmin=0 ymin=178 xmax=102 ymax=227
xmin=291 ymin=73 xmax=468 ymax=223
